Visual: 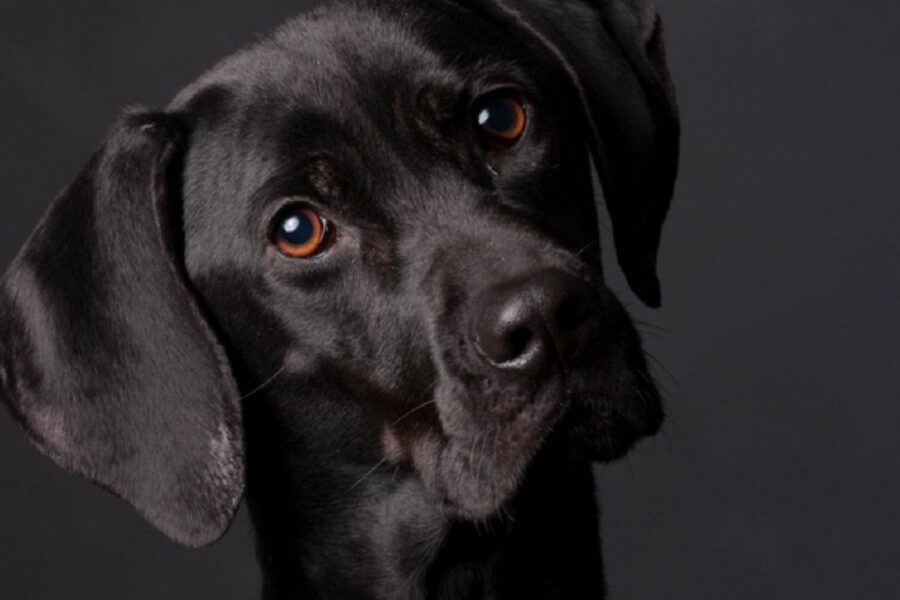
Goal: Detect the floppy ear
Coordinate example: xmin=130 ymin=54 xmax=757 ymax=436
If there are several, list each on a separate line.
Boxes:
xmin=464 ymin=0 xmax=680 ymax=307
xmin=0 ymin=110 xmax=244 ymax=547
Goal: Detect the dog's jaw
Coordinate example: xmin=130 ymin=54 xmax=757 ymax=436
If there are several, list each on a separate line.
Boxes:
xmin=403 ymin=390 xmax=567 ymax=522
xmin=244 ymin=402 xmax=607 ymax=599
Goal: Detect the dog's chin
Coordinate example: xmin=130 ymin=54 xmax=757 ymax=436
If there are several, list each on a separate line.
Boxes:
xmin=434 ymin=425 xmax=554 ymax=521
xmin=578 ymin=411 xmax=658 ymax=462
xmin=400 ymin=384 xmax=565 ymax=522
xmin=398 ymin=387 xmax=661 ymax=522
xmin=562 ymin=373 xmax=665 ymax=463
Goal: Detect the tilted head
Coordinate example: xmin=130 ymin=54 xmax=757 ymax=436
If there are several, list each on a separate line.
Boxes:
xmin=0 ymin=0 xmax=678 ymax=547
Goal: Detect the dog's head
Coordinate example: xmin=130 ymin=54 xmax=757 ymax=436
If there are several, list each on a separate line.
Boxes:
xmin=0 ymin=0 xmax=678 ymax=546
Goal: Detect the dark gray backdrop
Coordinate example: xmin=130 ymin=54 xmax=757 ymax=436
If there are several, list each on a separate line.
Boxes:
xmin=1 ymin=1 xmax=897 ymax=598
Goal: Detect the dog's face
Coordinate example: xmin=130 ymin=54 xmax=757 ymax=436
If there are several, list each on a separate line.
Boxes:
xmin=0 ymin=0 xmax=678 ymax=546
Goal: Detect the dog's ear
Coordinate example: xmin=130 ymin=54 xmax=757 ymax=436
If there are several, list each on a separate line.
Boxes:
xmin=464 ymin=0 xmax=680 ymax=307
xmin=0 ymin=111 xmax=244 ymax=547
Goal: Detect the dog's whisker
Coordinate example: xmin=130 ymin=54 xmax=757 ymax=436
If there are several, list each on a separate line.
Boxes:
xmin=633 ymin=318 xmax=674 ymax=335
xmin=635 ymin=326 xmax=663 ymax=341
xmin=348 ymin=457 xmax=389 ymax=492
xmin=624 ymin=453 xmax=638 ymax=484
xmin=391 ymin=399 xmax=437 ymax=427
xmin=472 ymin=431 xmax=486 ymax=482
xmin=657 ymin=423 xmax=677 ymax=452
xmin=643 ymin=352 xmax=679 ymax=389
xmin=240 ymin=366 xmax=286 ymax=401
xmin=498 ymin=504 xmax=514 ymax=528
xmin=574 ymin=240 xmax=600 ymax=259
xmin=391 ymin=465 xmax=401 ymax=486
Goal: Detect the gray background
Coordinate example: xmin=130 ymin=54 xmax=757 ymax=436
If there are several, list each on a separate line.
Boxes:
xmin=1 ymin=1 xmax=897 ymax=598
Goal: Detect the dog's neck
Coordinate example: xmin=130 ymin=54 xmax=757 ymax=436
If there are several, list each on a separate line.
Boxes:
xmin=243 ymin=394 xmax=606 ymax=599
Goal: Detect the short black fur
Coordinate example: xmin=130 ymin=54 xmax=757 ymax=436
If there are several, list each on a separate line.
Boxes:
xmin=0 ymin=1 xmax=679 ymax=597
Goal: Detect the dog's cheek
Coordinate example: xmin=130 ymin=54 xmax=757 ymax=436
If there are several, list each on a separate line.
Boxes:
xmin=561 ymin=311 xmax=664 ymax=458
xmin=601 ymin=296 xmax=665 ymax=439
xmin=419 ymin=263 xmax=480 ymax=385
xmin=188 ymin=270 xmax=293 ymax=381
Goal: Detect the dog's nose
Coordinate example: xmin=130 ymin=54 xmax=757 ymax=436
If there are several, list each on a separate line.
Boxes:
xmin=472 ymin=269 xmax=594 ymax=375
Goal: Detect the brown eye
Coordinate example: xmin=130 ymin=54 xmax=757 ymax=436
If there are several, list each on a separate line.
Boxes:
xmin=273 ymin=206 xmax=329 ymax=258
xmin=474 ymin=96 xmax=527 ymax=144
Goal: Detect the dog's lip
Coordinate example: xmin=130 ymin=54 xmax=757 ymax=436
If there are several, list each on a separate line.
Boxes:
xmin=389 ymin=355 xmax=662 ymax=518
xmin=597 ymin=417 xmax=642 ymax=460
xmin=402 ymin=386 xmax=567 ymax=521
xmin=563 ymin=402 xmax=663 ymax=461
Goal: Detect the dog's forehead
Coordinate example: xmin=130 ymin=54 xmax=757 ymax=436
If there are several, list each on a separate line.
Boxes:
xmin=169 ymin=1 xmax=552 ymax=240
xmin=170 ymin=4 xmax=515 ymax=207
xmin=173 ymin=5 xmax=474 ymax=123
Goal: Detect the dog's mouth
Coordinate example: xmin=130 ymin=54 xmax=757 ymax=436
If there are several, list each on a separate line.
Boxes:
xmin=382 ymin=364 xmax=660 ymax=521
xmin=412 ymin=383 xmax=565 ymax=521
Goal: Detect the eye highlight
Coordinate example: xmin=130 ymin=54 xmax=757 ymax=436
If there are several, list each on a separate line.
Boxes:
xmin=474 ymin=96 xmax=527 ymax=145
xmin=272 ymin=206 xmax=329 ymax=258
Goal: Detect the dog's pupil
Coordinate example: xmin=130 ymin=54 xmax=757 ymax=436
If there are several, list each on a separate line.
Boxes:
xmin=281 ymin=212 xmax=314 ymax=245
xmin=478 ymin=99 xmax=516 ymax=133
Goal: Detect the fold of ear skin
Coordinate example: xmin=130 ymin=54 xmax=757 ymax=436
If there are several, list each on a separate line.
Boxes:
xmin=461 ymin=0 xmax=680 ymax=307
xmin=0 ymin=111 xmax=244 ymax=547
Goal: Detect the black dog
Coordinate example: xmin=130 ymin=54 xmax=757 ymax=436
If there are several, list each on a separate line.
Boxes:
xmin=0 ymin=0 xmax=678 ymax=597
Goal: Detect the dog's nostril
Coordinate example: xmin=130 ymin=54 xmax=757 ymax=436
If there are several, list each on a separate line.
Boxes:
xmin=472 ymin=299 xmax=547 ymax=369
xmin=475 ymin=318 xmax=548 ymax=373
xmin=471 ymin=269 xmax=595 ymax=375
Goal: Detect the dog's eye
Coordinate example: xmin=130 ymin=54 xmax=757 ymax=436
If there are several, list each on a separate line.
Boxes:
xmin=474 ymin=96 xmax=527 ymax=145
xmin=272 ymin=206 xmax=329 ymax=258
